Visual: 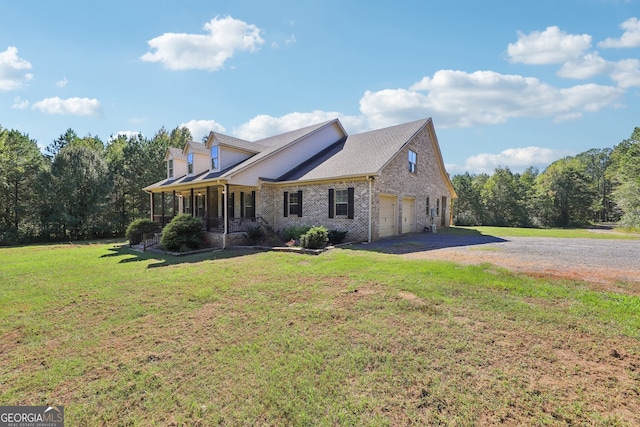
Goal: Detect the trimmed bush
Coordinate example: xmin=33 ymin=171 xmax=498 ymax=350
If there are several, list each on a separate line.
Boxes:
xmin=160 ymin=214 xmax=206 ymax=252
xmin=126 ymin=218 xmax=160 ymax=245
xmin=300 ymin=226 xmax=329 ymax=249
xmin=245 ymin=225 xmax=265 ymax=245
xmin=328 ymin=229 xmax=348 ymax=245
xmin=283 ymin=225 xmax=311 ymax=242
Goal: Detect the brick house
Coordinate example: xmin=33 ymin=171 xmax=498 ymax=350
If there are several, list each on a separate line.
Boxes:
xmin=143 ymin=118 xmax=457 ymax=247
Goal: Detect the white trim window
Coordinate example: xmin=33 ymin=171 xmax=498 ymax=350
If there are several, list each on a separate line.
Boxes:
xmin=168 ymin=159 xmax=174 ymax=178
xmin=408 ymin=149 xmax=417 ymax=173
xmin=187 ymin=152 xmax=194 ymax=175
xmin=335 ymin=190 xmax=349 ymax=216
xmin=211 ymin=146 xmax=219 ymax=170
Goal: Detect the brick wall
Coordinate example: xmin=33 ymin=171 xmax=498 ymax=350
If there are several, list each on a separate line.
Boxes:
xmin=260 ymin=180 xmax=371 ymax=242
xmin=256 ymin=123 xmax=454 ymax=243
xmin=373 ymin=124 xmax=453 ymax=237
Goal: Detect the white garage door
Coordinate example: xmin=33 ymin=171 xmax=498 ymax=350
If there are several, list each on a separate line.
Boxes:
xmin=402 ymin=197 xmax=415 ymax=233
xmin=379 ymin=195 xmax=397 ymax=238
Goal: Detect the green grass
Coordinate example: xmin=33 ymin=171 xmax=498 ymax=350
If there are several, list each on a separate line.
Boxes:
xmin=1 ymin=241 xmax=639 ymax=425
xmin=451 ymin=225 xmax=640 ymax=239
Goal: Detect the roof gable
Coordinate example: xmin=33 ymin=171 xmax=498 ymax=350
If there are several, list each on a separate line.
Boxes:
xmin=220 ymin=119 xmax=346 ymax=180
xmin=182 ymin=140 xmax=208 ymax=156
xmin=164 ymin=147 xmax=186 ymax=162
xmin=276 ymin=118 xmax=429 ymax=181
xmin=208 ymin=132 xmax=266 ymax=153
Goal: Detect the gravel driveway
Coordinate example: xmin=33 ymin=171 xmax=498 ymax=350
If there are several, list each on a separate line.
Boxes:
xmin=355 ymin=231 xmax=640 ymax=287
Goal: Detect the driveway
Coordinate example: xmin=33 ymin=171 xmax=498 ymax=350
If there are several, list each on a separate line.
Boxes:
xmin=354 ymin=230 xmax=640 ymax=288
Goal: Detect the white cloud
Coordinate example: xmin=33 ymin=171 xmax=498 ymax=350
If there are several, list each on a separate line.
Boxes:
xmin=557 ymin=52 xmax=612 ymax=79
xmin=507 ymin=26 xmax=591 ymax=65
xmin=0 ymin=46 xmax=33 ymax=90
xmin=32 ymin=97 xmax=102 ymax=116
xmin=599 ymin=17 xmax=640 ymax=48
xmin=11 ymin=96 xmax=29 ymax=109
xmin=141 ymin=16 xmax=264 ymax=71
xmin=610 ymin=58 xmax=640 ymax=88
xmin=234 ymin=111 xmax=366 ymax=140
xmin=56 ymin=77 xmax=68 ymax=88
xmin=180 ymin=119 xmax=226 ymax=141
xmin=286 ymin=35 xmax=296 ymax=45
xmin=462 ymin=147 xmax=573 ymax=174
xmin=360 ymin=70 xmax=622 ymax=129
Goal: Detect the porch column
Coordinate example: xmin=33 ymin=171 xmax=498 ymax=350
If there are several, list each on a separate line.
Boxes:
xmin=206 ymin=186 xmax=211 ymax=231
xmin=190 ymin=188 xmax=195 ymax=217
xmin=172 ymin=191 xmax=177 ymax=216
xmin=150 ymin=192 xmax=155 ymax=221
xmin=222 ymin=184 xmax=228 ymax=249
xmin=161 ymin=192 xmax=165 ymax=226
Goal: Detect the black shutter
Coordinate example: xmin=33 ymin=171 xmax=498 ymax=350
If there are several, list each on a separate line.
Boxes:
xmin=283 ymin=191 xmax=289 ymax=217
xmin=228 ymin=192 xmax=235 ymax=218
xmin=347 ymin=187 xmax=355 ymax=219
xmin=297 ymin=190 xmax=303 ymax=217
xmin=240 ymin=192 xmax=245 ymax=218
xmin=328 ymin=189 xmax=334 ymax=218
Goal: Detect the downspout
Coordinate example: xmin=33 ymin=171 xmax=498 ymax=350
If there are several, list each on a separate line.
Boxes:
xmin=222 ymin=183 xmax=228 ymax=249
xmin=368 ymin=176 xmax=374 ymax=243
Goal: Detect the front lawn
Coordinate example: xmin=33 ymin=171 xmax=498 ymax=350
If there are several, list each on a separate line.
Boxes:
xmin=1 ymin=242 xmax=639 ymax=425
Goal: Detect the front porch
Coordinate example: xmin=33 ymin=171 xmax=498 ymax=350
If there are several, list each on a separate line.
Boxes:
xmin=148 ymin=184 xmax=261 ymax=234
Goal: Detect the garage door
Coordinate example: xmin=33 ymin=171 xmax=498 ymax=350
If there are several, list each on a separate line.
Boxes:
xmin=379 ymin=195 xmax=397 ymax=238
xmin=402 ymin=197 xmax=415 ymax=233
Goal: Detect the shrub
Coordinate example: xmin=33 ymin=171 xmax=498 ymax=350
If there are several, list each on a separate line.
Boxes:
xmin=283 ymin=225 xmax=311 ymax=241
xmin=300 ymin=226 xmax=329 ymax=249
xmin=126 ymin=218 xmax=160 ymax=245
xmin=160 ymin=214 xmax=206 ymax=252
xmin=245 ymin=225 xmax=265 ymax=245
xmin=328 ymin=229 xmax=348 ymax=245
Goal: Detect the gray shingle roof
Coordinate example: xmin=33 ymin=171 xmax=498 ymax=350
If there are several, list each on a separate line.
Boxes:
xmin=276 ymin=118 xmax=429 ymax=181
xmin=185 ymin=140 xmax=209 ymax=155
xmin=166 ymin=147 xmax=186 ymax=160
xmin=147 ymin=118 xmax=440 ymax=191
xmin=220 ymin=119 xmax=340 ymax=178
xmin=212 ymin=132 xmax=265 ymax=153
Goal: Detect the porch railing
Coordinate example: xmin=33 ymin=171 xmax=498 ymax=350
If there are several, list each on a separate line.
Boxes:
xmin=205 ymin=217 xmax=259 ymax=233
xmin=142 ymin=231 xmax=161 ymax=251
xmin=129 ymin=230 xmax=161 ymax=251
xmin=152 ymin=215 xmax=260 ymax=233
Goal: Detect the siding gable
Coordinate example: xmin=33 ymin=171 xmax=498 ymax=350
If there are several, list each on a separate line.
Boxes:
xmin=228 ymin=121 xmax=346 ymax=186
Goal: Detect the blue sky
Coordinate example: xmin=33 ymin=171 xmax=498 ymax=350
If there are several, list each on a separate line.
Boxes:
xmin=1 ymin=0 xmax=639 ymax=174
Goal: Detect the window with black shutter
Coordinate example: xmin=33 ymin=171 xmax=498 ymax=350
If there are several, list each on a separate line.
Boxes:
xmin=285 ymin=190 xmax=303 ymax=217
xmin=329 ymin=187 xmax=354 ymax=219
xmin=241 ymin=191 xmax=255 ymax=218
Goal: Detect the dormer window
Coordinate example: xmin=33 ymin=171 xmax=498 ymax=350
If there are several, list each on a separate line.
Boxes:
xmin=168 ymin=159 xmax=174 ymax=178
xmin=211 ymin=146 xmax=219 ymax=170
xmin=187 ymin=153 xmax=194 ymax=175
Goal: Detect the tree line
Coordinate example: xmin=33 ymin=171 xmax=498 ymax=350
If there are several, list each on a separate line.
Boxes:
xmin=0 ymin=125 xmax=191 ymax=245
xmin=451 ymin=127 xmax=640 ymax=229
xmin=1 ymin=123 xmax=638 ymax=245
